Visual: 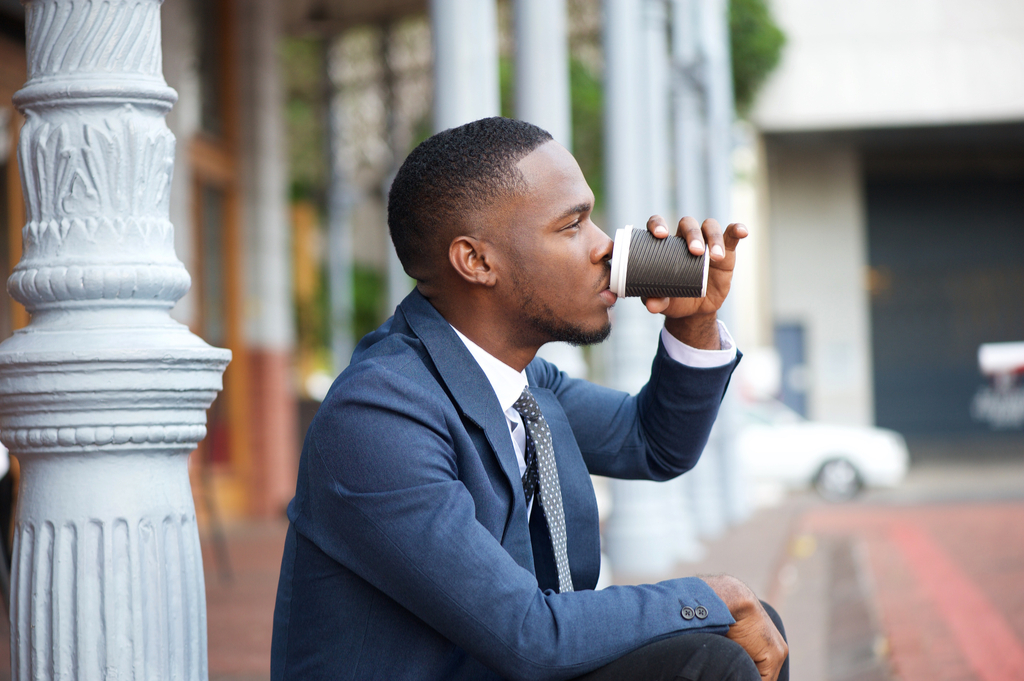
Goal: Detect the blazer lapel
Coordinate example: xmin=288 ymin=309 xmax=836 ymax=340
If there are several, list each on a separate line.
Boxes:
xmin=397 ymin=291 xmax=534 ymax=567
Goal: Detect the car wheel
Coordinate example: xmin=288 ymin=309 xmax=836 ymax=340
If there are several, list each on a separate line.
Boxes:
xmin=814 ymin=458 xmax=861 ymax=502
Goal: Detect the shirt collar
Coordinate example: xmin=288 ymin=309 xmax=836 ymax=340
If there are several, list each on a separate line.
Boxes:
xmin=449 ymin=325 xmax=528 ymax=415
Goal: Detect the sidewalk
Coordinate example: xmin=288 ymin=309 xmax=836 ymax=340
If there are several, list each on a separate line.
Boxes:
xmin=0 ymin=460 xmax=1020 ymax=680
xmin=661 ymin=460 xmax=1024 ymax=681
xmin=203 ymin=520 xmax=289 ymax=681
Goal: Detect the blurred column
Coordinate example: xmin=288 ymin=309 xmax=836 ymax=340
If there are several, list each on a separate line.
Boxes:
xmin=431 ymin=0 xmax=501 ymax=131
xmin=240 ymin=0 xmax=297 ymax=515
xmin=670 ymin=0 xmax=727 ymax=538
xmin=513 ymin=0 xmax=587 ymax=378
xmin=701 ymin=0 xmax=750 ymax=525
xmin=325 ymin=37 xmax=355 ymax=374
xmin=602 ymin=0 xmax=695 ymax=576
xmin=514 ymin=0 xmax=571 ymax=144
xmin=641 ymin=0 xmax=703 ymax=563
xmin=0 ymin=0 xmax=230 ymax=677
xmin=381 ymin=26 xmax=414 ymax=317
xmin=671 ymin=0 xmax=705 ymax=219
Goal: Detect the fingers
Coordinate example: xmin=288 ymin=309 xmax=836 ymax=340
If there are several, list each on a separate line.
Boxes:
xmin=742 ymin=603 xmax=788 ymax=681
xmin=650 ymin=216 xmax=749 ymax=260
xmin=697 ymin=218 xmax=728 ymax=261
xmin=676 ymin=216 xmax=705 ymax=255
xmin=723 ymin=222 xmax=749 ymax=252
xmin=646 ymin=215 xmax=671 ymax=238
xmin=702 ymin=575 xmax=787 ymax=681
xmin=753 ymin=605 xmax=789 ymax=681
xmin=643 ymin=296 xmax=671 ymax=314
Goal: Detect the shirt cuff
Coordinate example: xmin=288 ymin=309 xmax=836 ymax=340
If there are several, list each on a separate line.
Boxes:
xmin=660 ymin=320 xmax=737 ymax=368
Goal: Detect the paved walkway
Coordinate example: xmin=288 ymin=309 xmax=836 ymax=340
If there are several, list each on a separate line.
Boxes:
xmin=0 ymin=461 xmax=1020 ymax=680
xmin=619 ymin=461 xmax=1024 ymax=681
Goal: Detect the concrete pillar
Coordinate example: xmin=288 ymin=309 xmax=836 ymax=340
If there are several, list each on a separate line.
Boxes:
xmin=0 ymin=1 xmax=229 ymax=678
xmin=325 ymin=37 xmax=355 ymax=374
xmin=240 ymin=0 xmax=297 ymax=516
xmin=669 ymin=0 xmax=727 ymax=539
xmin=671 ymin=0 xmax=705 ymax=220
xmin=430 ymin=0 xmax=501 ymax=132
xmin=513 ymin=0 xmax=571 ymax=146
xmin=512 ymin=0 xmax=586 ymax=378
xmin=381 ymin=28 xmax=415 ymax=317
xmin=641 ymin=0 xmax=703 ymax=564
xmin=701 ymin=0 xmax=750 ymax=526
xmin=602 ymin=0 xmax=700 ymax=577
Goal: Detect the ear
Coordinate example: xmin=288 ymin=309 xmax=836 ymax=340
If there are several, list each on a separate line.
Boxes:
xmin=449 ymin=235 xmax=499 ymax=286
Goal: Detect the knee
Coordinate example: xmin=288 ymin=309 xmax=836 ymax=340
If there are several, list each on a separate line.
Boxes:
xmin=681 ymin=636 xmax=760 ymax=681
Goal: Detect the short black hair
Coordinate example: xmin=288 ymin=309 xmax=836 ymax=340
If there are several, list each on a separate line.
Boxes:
xmin=387 ymin=117 xmax=553 ymax=279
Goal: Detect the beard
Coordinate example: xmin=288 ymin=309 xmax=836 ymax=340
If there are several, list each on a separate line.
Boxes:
xmin=523 ymin=302 xmax=612 ymax=346
xmin=510 ymin=268 xmax=613 ymax=347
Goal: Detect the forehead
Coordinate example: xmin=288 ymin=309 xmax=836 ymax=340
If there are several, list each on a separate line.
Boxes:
xmin=512 ymin=141 xmax=593 ymax=216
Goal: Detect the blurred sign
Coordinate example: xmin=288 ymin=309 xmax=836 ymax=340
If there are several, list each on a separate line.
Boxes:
xmin=972 ymin=342 xmax=1024 ymax=429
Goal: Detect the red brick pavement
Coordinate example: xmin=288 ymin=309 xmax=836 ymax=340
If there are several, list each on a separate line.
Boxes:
xmin=203 ymin=519 xmax=289 ymax=681
xmin=802 ymin=502 xmax=1024 ymax=681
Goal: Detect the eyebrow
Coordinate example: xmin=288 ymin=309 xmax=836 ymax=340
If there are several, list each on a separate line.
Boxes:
xmin=554 ymin=202 xmax=592 ymax=223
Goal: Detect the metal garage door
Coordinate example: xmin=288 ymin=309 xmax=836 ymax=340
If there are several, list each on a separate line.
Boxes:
xmin=867 ymin=173 xmax=1024 ymax=438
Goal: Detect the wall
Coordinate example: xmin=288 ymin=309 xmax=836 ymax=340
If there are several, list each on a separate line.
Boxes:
xmin=765 ymin=140 xmax=875 ymax=425
xmin=753 ymin=0 xmax=1024 ymax=132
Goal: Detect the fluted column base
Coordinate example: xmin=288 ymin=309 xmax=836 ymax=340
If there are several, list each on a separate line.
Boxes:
xmin=12 ymin=455 xmax=207 ymax=681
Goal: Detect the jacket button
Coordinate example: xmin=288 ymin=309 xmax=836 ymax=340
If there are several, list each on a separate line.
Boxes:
xmin=681 ymin=606 xmax=695 ymax=620
xmin=695 ymin=606 xmax=708 ymax=619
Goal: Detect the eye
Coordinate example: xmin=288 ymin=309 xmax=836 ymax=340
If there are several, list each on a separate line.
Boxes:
xmin=561 ymin=219 xmax=581 ymax=232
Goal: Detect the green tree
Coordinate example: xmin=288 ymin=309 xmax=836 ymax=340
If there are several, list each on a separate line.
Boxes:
xmin=730 ymin=0 xmax=786 ymax=117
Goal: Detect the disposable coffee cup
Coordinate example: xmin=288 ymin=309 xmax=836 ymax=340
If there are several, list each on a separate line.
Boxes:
xmin=609 ymin=226 xmax=710 ymax=298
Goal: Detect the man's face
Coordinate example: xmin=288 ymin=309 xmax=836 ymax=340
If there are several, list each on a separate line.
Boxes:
xmin=496 ymin=140 xmax=617 ymax=347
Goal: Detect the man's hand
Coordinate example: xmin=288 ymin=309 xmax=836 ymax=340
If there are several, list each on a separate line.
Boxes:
xmin=641 ymin=215 xmax=748 ymax=350
xmin=701 ymin=574 xmax=788 ymax=681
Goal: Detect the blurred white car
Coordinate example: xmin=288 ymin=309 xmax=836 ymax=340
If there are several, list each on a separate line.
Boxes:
xmin=736 ymin=400 xmax=909 ymax=502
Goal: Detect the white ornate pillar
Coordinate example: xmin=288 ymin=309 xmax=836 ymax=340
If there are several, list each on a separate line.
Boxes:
xmin=0 ymin=1 xmax=229 ymax=679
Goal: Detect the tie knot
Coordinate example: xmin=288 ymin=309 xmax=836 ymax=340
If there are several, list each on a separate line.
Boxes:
xmin=513 ymin=386 xmax=542 ymax=422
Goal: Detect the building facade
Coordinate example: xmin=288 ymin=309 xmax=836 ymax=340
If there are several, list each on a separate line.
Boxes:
xmin=751 ymin=0 xmax=1024 ymax=455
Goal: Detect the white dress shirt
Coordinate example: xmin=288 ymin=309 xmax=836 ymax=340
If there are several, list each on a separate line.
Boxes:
xmin=450 ymin=322 xmax=737 ymax=491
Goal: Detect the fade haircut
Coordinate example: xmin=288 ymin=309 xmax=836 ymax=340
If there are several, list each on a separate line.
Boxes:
xmin=387 ymin=117 xmax=553 ymax=279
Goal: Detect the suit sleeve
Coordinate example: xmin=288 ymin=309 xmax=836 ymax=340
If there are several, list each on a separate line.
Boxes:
xmin=532 ymin=336 xmax=740 ymax=480
xmin=291 ymin=358 xmax=734 ymax=681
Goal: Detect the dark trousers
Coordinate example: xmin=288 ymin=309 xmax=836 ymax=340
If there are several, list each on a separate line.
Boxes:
xmin=572 ymin=602 xmax=789 ymax=681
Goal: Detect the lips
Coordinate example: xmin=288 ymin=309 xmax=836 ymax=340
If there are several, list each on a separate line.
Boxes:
xmin=600 ymin=271 xmax=618 ymax=306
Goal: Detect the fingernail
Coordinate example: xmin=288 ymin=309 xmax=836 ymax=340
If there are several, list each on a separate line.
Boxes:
xmin=690 ymin=240 xmax=704 ymax=253
xmin=712 ymin=245 xmax=724 ymax=258
xmin=655 ymin=225 xmax=668 ymax=235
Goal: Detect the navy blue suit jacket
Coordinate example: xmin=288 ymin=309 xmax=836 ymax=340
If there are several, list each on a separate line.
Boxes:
xmin=272 ymin=290 xmax=741 ymax=680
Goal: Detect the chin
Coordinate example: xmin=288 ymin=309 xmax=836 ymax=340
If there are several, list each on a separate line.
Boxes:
xmin=520 ymin=299 xmax=613 ymax=347
xmin=557 ymin=320 xmax=612 ymax=347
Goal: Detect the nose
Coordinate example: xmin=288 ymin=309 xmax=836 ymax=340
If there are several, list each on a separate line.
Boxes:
xmin=590 ymin=223 xmax=613 ymax=264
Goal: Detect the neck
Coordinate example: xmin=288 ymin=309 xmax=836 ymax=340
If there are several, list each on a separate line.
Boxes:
xmin=421 ymin=284 xmax=539 ymax=372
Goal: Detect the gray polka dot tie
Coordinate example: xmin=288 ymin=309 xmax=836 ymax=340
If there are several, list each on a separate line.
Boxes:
xmin=514 ymin=386 xmax=574 ymax=594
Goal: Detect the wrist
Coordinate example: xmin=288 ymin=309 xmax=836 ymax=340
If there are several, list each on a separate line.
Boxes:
xmin=664 ymin=313 xmax=720 ymax=350
xmin=700 ymin=574 xmax=758 ymax=619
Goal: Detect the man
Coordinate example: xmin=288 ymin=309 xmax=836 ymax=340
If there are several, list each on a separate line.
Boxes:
xmin=271 ymin=117 xmax=788 ymax=681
